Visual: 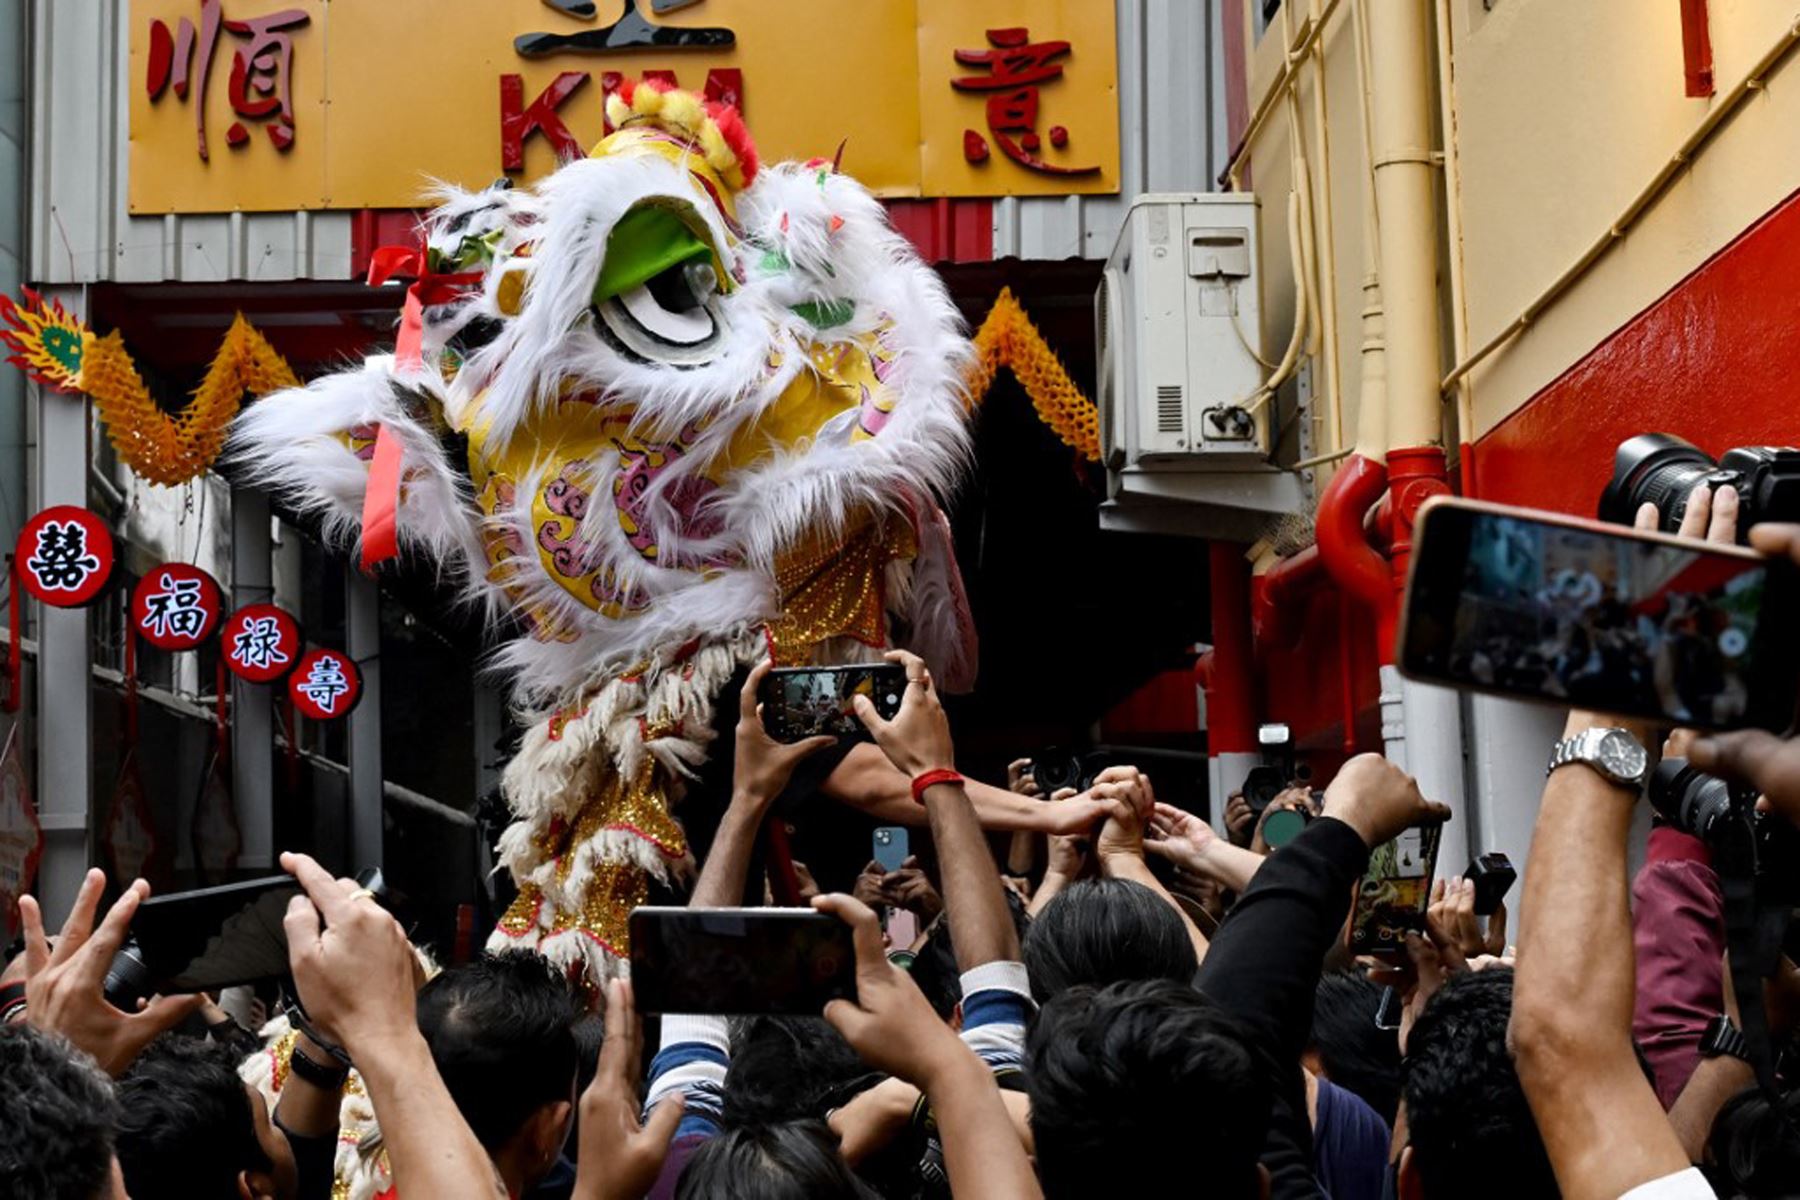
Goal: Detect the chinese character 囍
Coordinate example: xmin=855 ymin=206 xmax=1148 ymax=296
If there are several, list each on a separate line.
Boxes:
xmin=952 ymin=26 xmax=1099 ymax=178
xmin=25 ymin=521 xmax=102 ymax=593
xmin=141 ymin=573 xmax=209 ymax=641
xmin=231 ymin=616 xmax=291 ymax=673
xmin=296 ymin=655 xmax=351 ymax=715
xmin=146 ymin=0 xmax=310 ymax=160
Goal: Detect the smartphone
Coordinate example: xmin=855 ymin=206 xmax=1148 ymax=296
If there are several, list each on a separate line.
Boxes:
xmin=120 ymin=876 xmax=302 ymax=996
xmin=757 ymin=664 xmax=907 ymax=743
xmin=1464 ymin=852 xmax=1517 ymax=917
xmin=1374 ymin=985 xmax=1403 ymax=1032
xmin=629 ymin=907 xmax=858 ymax=1015
xmin=1347 ymin=823 xmax=1443 ymax=959
xmin=1399 ymin=498 xmax=1800 ymax=730
xmin=872 ymin=827 xmax=910 ymax=874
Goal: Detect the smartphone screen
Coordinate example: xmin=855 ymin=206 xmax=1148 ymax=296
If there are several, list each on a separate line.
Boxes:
xmin=130 ymin=877 xmax=301 ymax=993
xmin=628 ymin=907 xmax=858 ymax=1015
xmin=758 ymin=665 xmax=906 ymax=743
xmin=872 ymin=827 xmax=910 ymax=873
xmin=1347 ymin=824 xmax=1442 ymax=959
xmin=1401 ymin=499 xmax=1800 ymax=729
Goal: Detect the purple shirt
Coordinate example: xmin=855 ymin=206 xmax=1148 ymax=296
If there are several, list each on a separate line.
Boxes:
xmin=1631 ymin=827 xmax=1724 ymax=1109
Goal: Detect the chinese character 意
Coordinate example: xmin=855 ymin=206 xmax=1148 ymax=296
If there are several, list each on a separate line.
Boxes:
xmin=25 ymin=521 xmax=102 ymax=593
xmin=231 ymin=616 xmax=292 ymax=673
xmin=141 ymin=573 xmax=209 ymax=641
xmin=952 ymin=27 xmax=1099 ymax=178
xmin=146 ymin=0 xmax=310 ymax=160
xmin=296 ymin=655 xmax=351 ymax=714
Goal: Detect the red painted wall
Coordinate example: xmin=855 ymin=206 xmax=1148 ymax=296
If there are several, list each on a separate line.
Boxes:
xmin=1475 ymin=186 xmax=1800 ymax=517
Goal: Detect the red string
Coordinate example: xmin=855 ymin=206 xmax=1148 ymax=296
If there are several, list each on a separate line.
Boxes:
xmin=2 ymin=561 xmax=19 ymax=714
xmin=123 ymin=627 xmax=139 ymax=747
xmin=214 ymin=654 xmax=230 ymax=765
xmin=359 ymin=425 xmax=405 ymax=572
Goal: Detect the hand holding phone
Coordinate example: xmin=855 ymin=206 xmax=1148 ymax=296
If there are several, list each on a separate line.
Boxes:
xmin=279 ymin=851 xmax=419 ymax=1055
xmin=851 ymin=650 xmax=956 ymax=779
xmin=735 ymin=660 xmax=839 ymax=803
xmin=1348 ymin=823 xmax=1444 ymax=959
xmin=757 ymin=662 xmax=906 ymax=744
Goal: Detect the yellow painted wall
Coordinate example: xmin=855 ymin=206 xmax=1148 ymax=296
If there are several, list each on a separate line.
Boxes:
xmin=1236 ymin=0 xmax=1800 ymax=464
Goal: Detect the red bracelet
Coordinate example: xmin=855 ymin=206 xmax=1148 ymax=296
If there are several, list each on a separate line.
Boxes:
xmin=911 ymin=768 xmax=965 ymax=804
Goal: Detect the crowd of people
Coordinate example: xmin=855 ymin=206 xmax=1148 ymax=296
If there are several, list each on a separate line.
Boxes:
xmin=3 ymin=486 xmax=1799 ymax=1200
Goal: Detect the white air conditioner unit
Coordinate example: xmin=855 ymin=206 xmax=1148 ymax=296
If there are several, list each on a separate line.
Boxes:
xmin=1096 ymin=193 xmax=1306 ymax=541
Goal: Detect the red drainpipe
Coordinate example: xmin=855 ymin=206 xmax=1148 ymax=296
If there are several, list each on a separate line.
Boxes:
xmin=1316 ymin=453 xmax=1396 ymax=658
xmin=1207 ymin=541 xmax=1258 ymax=758
xmin=1253 ymin=543 xmax=1324 ymax=650
xmin=1385 ymin=446 xmax=1454 ymax=630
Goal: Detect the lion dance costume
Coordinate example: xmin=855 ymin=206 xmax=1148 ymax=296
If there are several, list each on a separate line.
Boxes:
xmin=230 ymin=80 xmax=977 ymax=984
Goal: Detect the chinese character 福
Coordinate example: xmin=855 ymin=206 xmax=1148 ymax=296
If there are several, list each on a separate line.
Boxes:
xmin=952 ymin=27 xmax=1099 ymax=177
xmin=141 ymin=573 xmax=209 ymax=641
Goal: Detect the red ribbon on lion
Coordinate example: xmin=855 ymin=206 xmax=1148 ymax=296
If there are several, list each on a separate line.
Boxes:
xmin=359 ymin=246 xmax=484 ymax=571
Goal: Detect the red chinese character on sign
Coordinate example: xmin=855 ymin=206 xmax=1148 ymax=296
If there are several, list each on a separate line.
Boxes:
xmin=145 ymin=0 xmax=310 ymax=160
xmin=952 ymin=27 xmax=1098 ymax=177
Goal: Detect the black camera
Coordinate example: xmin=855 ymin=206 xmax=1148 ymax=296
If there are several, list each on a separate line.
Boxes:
xmin=1651 ymin=758 xmax=1800 ymax=900
xmin=1599 ymin=433 xmax=1800 ymax=542
xmin=1030 ymin=748 xmax=1115 ymax=797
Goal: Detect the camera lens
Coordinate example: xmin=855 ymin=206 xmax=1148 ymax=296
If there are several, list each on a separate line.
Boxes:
xmin=1648 ymin=757 xmax=1737 ymax=842
xmin=1598 ymin=434 xmax=1720 ymax=533
xmin=103 ymin=939 xmax=153 ymax=1010
xmin=1032 ymin=750 xmax=1085 ymax=797
xmin=1242 ymin=765 xmax=1286 ymax=815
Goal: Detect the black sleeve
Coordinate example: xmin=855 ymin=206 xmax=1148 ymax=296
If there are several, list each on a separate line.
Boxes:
xmin=1195 ymin=816 xmax=1371 ymax=1200
xmin=276 ymin=1118 xmax=339 ymax=1200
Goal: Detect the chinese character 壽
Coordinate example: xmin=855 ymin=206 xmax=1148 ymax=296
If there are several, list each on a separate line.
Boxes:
xmin=952 ymin=27 xmax=1099 ymax=177
xmin=25 ymin=521 xmax=102 ymax=593
xmin=231 ymin=616 xmax=292 ymax=673
xmin=141 ymin=573 xmax=208 ymax=641
xmin=146 ymin=0 xmax=310 ymax=160
xmin=295 ymin=655 xmax=351 ymax=714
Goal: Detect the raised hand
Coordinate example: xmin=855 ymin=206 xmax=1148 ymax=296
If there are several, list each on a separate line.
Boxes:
xmin=1320 ymin=753 xmax=1451 ymax=850
xmin=1224 ymin=792 xmax=1255 ymax=847
xmin=852 ymin=650 xmax=955 ymax=779
xmin=734 ymin=659 xmax=837 ymax=806
xmin=1145 ymin=801 xmax=1218 ymax=871
xmin=814 ymin=893 xmax=970 ymax=1086
xmin=18 ymin=869 xmax=204 ymax=1076
xmin=280 ymin=851 xmax=418 ymax=1055
xmin=574 ymin=979 xmax=685 ymax=1200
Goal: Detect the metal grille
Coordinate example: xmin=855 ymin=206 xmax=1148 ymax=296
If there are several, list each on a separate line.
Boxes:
xmin=1156 ymin=384 xmax=1184 ymax=432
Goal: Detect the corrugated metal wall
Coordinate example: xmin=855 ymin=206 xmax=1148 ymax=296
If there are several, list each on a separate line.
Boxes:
xmin=27 ymin=0 xmax=352 ymax=285
xmin=27 ymin=0 xmax=1223 ymax=283
xmin=993 ymin=0 xmax=1229 ymax=261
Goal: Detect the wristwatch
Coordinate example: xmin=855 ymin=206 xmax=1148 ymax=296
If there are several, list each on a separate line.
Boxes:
xmin=1700 ymin=1014 xmax=1750 ymax=1063
xmin=1546 ymin=727 xmax=1649 ymax=788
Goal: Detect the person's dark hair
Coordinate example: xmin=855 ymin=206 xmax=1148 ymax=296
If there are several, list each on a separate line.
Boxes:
xmin=1023 ymin=877 xmax=1197 ymax=1001
xmin=1310 ymin=969 xmax=1402 ymax=1125
xmin=1705 ymin=1084 xmax=1800 ymax=1197
xmin=909 ymin=890 xmax=1033 ymax=1019
xmin=416 ymin=950 xmax=580 ymax=1151
xmin=1027 ymin=978 xmax=1270 ymax=1200
xmin=722 ymin=1016 xmax=878 ymax=1127
xmin=0 ymin=1024 xmax=121 ymax=1200
xmin=1404 ymin=967 xmax=1557 ymax=1200
xmin=115 ymin=1034 xmax=271 ymax=1200
xmin=676 ymin=1119 xmax=881 ymax=1199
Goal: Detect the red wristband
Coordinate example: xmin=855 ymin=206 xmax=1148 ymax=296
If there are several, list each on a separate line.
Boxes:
xmin=911 ymin=768 xmax=964 ymax=804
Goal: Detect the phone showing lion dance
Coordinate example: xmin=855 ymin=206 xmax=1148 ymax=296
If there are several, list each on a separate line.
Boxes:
xmin=1348 ymin=823 xmax=1443 ymax=960
xmin=759 ymin=664 xmax=906 ymax=742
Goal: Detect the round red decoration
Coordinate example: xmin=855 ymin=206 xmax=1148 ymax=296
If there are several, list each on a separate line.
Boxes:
xmin=220 ymin=604 xmax=301 ymax=684
xmin=14 ymin=506 xmax=114 ymax=608
xmin=287 ymin=648 xmax=363 ymax=720
xmin=130 ymin=564 xmax=222 ymax=651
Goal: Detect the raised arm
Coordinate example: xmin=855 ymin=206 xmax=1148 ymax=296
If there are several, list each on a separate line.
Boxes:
xmin=853 ymin=650 xmax=1018 ymax=972
xmin=691 ymin=660 xmax=835 ymax=909
xmin=1509 ymin=712 xmax=1694 ymax=1200
xmin=1091 ymin=769 xmax=1209 ymax=964
xmin=1146 ymin=801 xmax=1265 ymax=895
xmin=823 ymin=741 xmax=1122 ymax=838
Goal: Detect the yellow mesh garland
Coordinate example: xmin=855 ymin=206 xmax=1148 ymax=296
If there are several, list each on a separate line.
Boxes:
xmin=84 ymin=315 xmax=299 ymax=486
xmin=0 ymin=290 xmax=298 ymax=487
xmin=967 ymin=287 xmax=1100 ymax=462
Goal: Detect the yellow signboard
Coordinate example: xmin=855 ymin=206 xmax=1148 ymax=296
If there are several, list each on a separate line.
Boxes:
xmin=128 ymin=0 xmax=1119 ymax=213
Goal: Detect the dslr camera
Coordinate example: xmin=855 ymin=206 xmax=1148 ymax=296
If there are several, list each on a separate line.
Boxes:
xmin=1599 ymin=433 xmax=1800 ymax=542
xmin=1651 ymin=758 xmax=1800 ymax=901
xmin=1030 ymin=748 xmax=1117 ymax=797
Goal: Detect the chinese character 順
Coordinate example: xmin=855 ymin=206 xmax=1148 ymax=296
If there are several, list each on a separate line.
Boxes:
xmin=146 ymin=0 xmax=310 ymax=160
xmin=25 ymin=521 xmax=102 ymax=593
xmin=231 ymin=616 xmax=292 ymax=673
xmin=141 ymin=573 xmax=209 ymax=642
xmin=295 ymin=655 xmax=351 ymax=715
xmin=952 ymin=27 xmax=1098 ymax=178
